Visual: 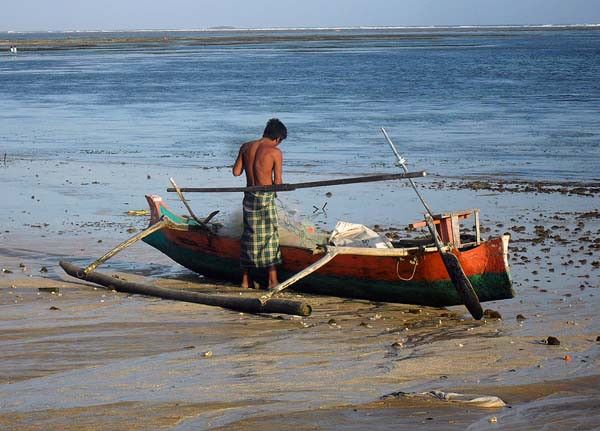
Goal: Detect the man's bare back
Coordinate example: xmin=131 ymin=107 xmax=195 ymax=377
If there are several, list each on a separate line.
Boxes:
xmin=233 ymin=137 xmax=283 ymax=186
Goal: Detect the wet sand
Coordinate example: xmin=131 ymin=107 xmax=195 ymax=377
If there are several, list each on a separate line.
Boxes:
xmin=1 ymin=156 xmax=599 ymax=430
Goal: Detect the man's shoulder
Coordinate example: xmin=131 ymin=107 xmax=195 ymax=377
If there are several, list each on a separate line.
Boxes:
xmin=240 ymin=139 xmax=259 ymax=152
xmin=258 ymin=144 xmax=282 ymax=158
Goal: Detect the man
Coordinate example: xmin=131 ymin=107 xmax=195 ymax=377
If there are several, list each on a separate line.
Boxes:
xmin=233 ymin=118 xmax=287 ymax=289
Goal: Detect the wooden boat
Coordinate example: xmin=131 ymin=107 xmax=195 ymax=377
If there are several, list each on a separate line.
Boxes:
xmin=141 ymin=195 xmax=514 ymax=307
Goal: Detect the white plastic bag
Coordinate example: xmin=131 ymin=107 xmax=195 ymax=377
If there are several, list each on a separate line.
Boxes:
xmin=329 ymin=221 xmax=393 ymax=248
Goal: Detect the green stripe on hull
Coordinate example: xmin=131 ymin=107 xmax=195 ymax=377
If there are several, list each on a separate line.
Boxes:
xmin=289 ymin=271 xmax=514 ymax=306
xmin=143 ymin=230 xmax=244 ymax=281
xmin=143 ymin=231 xmax=514 ymax=307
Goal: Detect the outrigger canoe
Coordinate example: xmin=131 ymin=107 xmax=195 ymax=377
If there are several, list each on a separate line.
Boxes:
xmin=141 ymin=195 xmax=514 ymax=308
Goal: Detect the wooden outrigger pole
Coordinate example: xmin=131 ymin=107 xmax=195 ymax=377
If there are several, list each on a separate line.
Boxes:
xmin=166 ymin=171 xmax=427 ymax=193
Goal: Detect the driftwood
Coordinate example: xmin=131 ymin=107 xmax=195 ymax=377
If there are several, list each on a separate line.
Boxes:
xmin=167 ymin=171 xmax=427 ymax=193
xmin=60 ymin=261 xmax=312 ymax=317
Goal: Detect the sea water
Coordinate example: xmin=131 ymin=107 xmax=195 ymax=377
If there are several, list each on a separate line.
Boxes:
xmin=1 ymin=27 xmax=599 ymax=181
xmin=0 ymin=27 xmax=599 ymax=243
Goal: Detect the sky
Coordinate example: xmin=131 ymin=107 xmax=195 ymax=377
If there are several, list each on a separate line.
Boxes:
xmin=1 ymin=0 xmax=600 ymax=32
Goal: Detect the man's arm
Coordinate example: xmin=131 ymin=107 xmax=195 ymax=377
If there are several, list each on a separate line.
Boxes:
xmin=272 ymin=148 xmax=283 ymax=185
xmin=232 ymin=146 xmax=244 ymax=177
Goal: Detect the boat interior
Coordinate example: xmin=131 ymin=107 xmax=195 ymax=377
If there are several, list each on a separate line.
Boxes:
xmin=393 ymin=208 xmax=482 ymax=250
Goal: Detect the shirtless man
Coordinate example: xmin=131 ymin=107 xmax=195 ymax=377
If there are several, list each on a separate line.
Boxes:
xmin=233 ymin=118 xmax=287 ymax=288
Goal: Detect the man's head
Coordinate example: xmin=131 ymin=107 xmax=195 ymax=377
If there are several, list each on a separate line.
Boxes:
xmin=263 ymin=118 xmax=287 ymax=143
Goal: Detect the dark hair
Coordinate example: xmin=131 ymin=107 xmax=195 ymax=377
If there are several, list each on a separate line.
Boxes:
xmin=263 ymin=118 xmax=287 ymax=141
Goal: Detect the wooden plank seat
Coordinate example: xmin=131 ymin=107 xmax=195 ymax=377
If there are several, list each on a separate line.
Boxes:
xmin=409 ymin=209 xmax=481 ymax=248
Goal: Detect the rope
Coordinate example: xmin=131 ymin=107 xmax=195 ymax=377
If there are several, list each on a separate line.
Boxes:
xmin=396 ymin=255 xmax=419 ymax=281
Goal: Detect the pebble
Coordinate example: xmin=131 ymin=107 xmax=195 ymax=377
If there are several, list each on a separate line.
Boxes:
xmin=516 ymin=314 xmax=527 ymax=321
xmin=202 ymin=351 xmax=213 ymax=358
xmin=484 ymin=309 xmax=502 ymax=319
xmin=546 ymin=336 xmax=560 ymax=345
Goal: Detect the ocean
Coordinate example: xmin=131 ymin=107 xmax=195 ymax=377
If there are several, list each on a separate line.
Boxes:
xmin=1 ymin=26 xmax=599 ymax=182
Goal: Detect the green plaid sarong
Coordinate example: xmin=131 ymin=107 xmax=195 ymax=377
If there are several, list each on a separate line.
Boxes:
xmin=240 ymin=191 xmax=282 ymax=268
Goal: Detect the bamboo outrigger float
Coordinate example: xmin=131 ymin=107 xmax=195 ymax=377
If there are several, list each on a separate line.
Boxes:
xmin=59 ymin=260 xmax=312 ymax=316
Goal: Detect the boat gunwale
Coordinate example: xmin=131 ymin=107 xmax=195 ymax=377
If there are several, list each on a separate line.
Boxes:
xmin=147 ymin=194 xmax=506 ymax=258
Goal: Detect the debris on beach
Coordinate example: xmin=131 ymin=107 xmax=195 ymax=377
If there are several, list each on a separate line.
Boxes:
xmin=484 ymin=309 xmax=502 ymax=319
xmin=126 ymin=210 xmax=150 ymax=216
xmin=545 ymin=336 xmax=561 ymax=345
xmin=382 ymin=390 xmax=506 ymax=408
xmin=39 ymin=287 xmax=59 ymax=293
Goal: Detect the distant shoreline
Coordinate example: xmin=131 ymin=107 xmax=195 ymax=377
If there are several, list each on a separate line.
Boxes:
xmin=2 ymin=23 xmax=600 ymax=35
xmin=2 ymin=24 xmax=599 ymax=51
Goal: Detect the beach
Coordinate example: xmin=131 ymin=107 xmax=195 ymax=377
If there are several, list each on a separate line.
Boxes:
xmin=1 ymin=155 xmax=599 ymax=430
xmin=1 ymin=28 xmax=599 ymax=429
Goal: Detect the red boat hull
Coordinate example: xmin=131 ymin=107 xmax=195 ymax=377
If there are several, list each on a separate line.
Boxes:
xmin=142 ymin=195 xmax=514 ymax=307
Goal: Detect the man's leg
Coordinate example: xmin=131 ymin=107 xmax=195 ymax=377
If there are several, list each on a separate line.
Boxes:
xmin=241 ymin=268 xmax=252 ymax=288
xmin=267 ymin=266 xmax=279 ymax=289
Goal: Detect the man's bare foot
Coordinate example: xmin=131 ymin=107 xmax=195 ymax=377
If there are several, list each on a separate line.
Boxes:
xmin=241 ymin=270 xmax=253 ymax=289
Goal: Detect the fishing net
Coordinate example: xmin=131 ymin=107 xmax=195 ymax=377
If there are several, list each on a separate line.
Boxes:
xmin=218 ymin=196 xmax=328 ymax=250
xmin=276 ymin=196 xmax=329 ymax=249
